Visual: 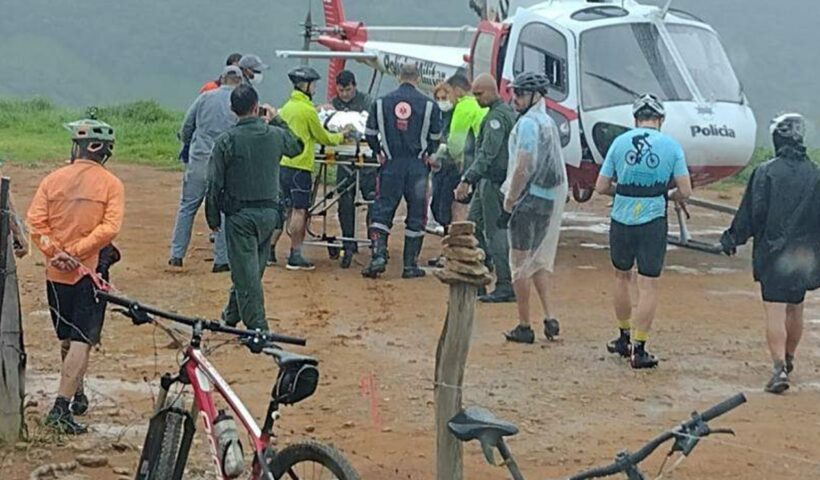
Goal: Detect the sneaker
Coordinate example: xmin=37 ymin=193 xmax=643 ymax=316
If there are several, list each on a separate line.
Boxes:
xmin=764 ymin=368 xmax=790 ymax=394
xmin=70 ymin=393 xmax=89 ymax=416
xmin=543 ymin=318 xmax=560 ymax=341
xmin=168 ymin=257 xmax=183 ymax=268
xmin=479 ymin=288 xmax=516 ymax=303
xmin=266 ymin=246 xmax=277 ymax=266
xmin=606 ymin=336 xmax=631 ymax=358
xmin=401 ymin=267 xmax=426 ymax=279
xmin=504 ymin=325 xmax=535 ymax=344
xmin=340 ymin=251 xmax=354 ymax=269
xmin=212 ymin=263 xmax=230 ymax=273
xmin=45 ymin=408 xmax=88 ymax=435
xmin=286 ymin=253 xmax=316 ymax=271
xmin=630 ymin=349 xmax=659 ymax=369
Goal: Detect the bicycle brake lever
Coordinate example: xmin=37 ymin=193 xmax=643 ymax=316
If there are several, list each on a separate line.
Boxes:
xmin=113 ymin=306 xmax=153 ymax=325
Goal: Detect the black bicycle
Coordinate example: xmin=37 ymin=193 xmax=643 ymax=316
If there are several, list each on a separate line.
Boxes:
xmin=448 ymin=393 xmax=747 ymax=479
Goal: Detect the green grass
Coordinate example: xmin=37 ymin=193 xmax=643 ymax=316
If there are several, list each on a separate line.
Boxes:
xmin=717 ymin=145 xmax=820 ymax=187
xmin=0 ymin=97 xmax=183 ymax=169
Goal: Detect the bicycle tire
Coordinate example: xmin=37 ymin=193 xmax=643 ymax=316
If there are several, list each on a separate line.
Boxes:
xmin=625 ymin=150 xmax=638 ymax=165
xmin=647 ymin=153 xmax=660 ymax=169
xmin=153 ymin=401 xmax=185 ymax=479
xmin=270 ymin=440 xmax=360 ymax=480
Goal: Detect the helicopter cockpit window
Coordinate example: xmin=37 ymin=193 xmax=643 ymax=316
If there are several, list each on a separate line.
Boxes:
xmin=667 ymin=25 xmax=743 ymax=104
xmin=580 ymin=23 xmax=692 ymax=111
xmin=571 ymin=6 xmax=629 ymax=21
xmin=513 ymin=23 xmax=568 ymax=101
xmin=472 ymin=31 xmax=496 ymax=79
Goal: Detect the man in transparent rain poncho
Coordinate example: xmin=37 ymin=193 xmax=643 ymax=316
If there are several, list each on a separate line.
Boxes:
xmin=501 ymin=72 xmax=568 ymax=344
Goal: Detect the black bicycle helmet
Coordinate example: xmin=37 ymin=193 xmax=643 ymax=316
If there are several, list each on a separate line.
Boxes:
xmin=769 ymin=113 xmax=805 ymax=143
xmin=288 ymin=66 xmax=321 ymax=85
xmin=510 ymin=72 xmax=551 ymax=95
xmin=632 ymin=93 xmax=665 ymax=118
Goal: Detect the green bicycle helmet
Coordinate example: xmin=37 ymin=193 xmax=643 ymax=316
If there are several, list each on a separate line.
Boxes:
xmin=64 ymin=119 xmax=116 ymax=142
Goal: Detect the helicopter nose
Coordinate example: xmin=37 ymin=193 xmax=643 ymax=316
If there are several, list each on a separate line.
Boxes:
xmin=664 ymin=102 xmax=757 ymax=185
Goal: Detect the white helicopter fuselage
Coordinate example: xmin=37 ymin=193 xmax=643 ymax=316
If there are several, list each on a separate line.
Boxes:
xmin=291 ymin=0 xmax=757 ymax=196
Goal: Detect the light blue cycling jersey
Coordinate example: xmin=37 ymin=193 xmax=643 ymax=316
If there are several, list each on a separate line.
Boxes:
xmin=600 ymin=127 xmax=689 ymax=226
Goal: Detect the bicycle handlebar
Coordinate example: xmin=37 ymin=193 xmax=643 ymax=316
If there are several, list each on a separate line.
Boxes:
xmin=568 ymin=393 xmax=747 ymax=480
xmin=96 ymin=290 xmax=307 ymax=347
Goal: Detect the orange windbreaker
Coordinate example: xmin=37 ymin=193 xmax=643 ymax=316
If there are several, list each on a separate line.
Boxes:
xmin=27 ymin=160 xmax=125 ymax=285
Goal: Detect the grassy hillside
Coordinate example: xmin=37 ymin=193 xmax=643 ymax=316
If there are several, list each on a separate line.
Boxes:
xmin=0 ymin=97 xmax=183 ymax=168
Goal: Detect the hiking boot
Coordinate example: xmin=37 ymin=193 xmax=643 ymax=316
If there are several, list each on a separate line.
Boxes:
xmin=340 ymin=250 xmax=354 ymax=269
xmin=765 ymin=368 xmax=790 ymax=394
xmin=362 ymin=230 xmax=389 ymax=278
xmin=168 ymin=257 xmax=183 ymax=268
xmin=45 ymin=408 xmax=88 ymax=435
xmin=286 ymin=253 xmax=316 ymax=271
xmin=607 ymin=336 xmax=631 ymax=358
xmin=504 ymin=325 xmax=535 ymax=344
xmin=212 ymin=263 xmax=230 ymax=273
xmin=362 ymin=257 xmax=387 ymax=278
xmin=427 ymin=256 xmax=445 ymax=268
xmin=266 ymin=246 xmax=277 ymax=266
xmin=630 ymin=349 xmax=659 ymax=369
xmin=402 ymin=266 xmax=426 ymax=279
xmin=70 ymin=393 xmax=89 ymax=416
xmin=785 ymin=354 xmax=795 ymax=374
xmin=479 ymin=287 xmax=516 ymax=303
xmin=543 ymin=318 xmax=560 ymax=341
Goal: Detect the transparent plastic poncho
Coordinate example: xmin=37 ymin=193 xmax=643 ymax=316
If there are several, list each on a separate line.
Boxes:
xmin=501 ymin=101 xmax=568 ymax=280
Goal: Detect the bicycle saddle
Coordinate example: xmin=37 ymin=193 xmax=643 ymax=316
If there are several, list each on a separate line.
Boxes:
xmin=265 ymin=348 xmax=318 ymax=368
xmin=448 ymin=406 xmax=519 ymax=443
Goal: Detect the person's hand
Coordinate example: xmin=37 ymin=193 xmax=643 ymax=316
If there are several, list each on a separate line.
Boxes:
xmin=211 ymin=227 xmax=222 ymax=234
xmin=719 ymin=232 xmax=737 ymax=257
xmin=455 ymin=181 xmax=471 ymax=202
xmin=377 ymin=153 xmax=387 ymax=165
xmin=50 ymin=251 xmax=79 ymax=272
xmin=13 ymin=234 xmax=28 ymax=258
xmin=503 ymin=196 xmax=515 ymax=213
xmin=341 ymin=124 xmax=358 ymax=141
xmin=261 ymin=103 xmax=277 ymax=123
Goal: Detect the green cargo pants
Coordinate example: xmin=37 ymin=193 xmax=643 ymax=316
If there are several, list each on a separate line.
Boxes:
xmin=222 ymin=207 xmax=279 ymax=331
xmin=468 ymin=179 xmax=512 ymax=289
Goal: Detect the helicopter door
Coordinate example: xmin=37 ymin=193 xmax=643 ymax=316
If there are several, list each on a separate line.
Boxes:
xmin=468 ymin=21 xmax=508 ymax=85
xmin=502 ymin=9 xmax=581 ymax=167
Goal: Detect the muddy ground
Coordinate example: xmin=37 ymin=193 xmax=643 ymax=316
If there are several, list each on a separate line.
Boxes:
xmin=1 ymin=162 xmax=819 ymax=479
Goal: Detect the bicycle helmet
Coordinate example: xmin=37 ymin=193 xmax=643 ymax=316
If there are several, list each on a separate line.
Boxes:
xmin=510 ymin=72 xmax=551 ymax=95
xmin=288 ymin=66 xmax=321 ymax=85
xmin=632 ymin=94 xmax=665 ymax=118
xmin=769 ymin=113 xmax=805 ymax=143
xmin=64 ymin=118 xmax=116 ymax=142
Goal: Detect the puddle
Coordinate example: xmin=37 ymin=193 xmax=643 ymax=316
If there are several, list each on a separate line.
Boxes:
xmin=561 ymin=224 xmax=610 ymax=235
xmin=707 ymin=289 xmax=757 ymax=298
xmin=29 ymin=372 xmax=156 ymax=397
xmin=577 ymin=266 xmax=598 ymax=270
xmin=666 ymin=265 xmax=701 ymax=275
xmin=580 ymin=243 xmax=608 ymax=250
xmin=707 ymin=267 xmax=741 ymax=275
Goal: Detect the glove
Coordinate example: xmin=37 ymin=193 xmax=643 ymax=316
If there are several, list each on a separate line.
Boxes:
xmin=719 ymin=231 xmax=737 ymax=256
xmin=497 ymin=212 xmax=511 ymax=230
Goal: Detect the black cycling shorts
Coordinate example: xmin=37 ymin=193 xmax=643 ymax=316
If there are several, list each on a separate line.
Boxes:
xmin=280 ymin=166 xmax=313 ymax=210
xmin=609 ymin=217 xmax=668 ymax=278
xmin=509 ymin=196 xmax=554 ymax=251
xmin=760 ymin=282 xmax=807 ymax=304
xmin=47 ymin=276 xmax=106 ymax=345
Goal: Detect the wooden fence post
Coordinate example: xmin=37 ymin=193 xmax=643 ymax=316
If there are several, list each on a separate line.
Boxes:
xmin=434 ymin=222 xmax=492 ymax=480
xmin=0 ymin=177 xmax=26 ymax=443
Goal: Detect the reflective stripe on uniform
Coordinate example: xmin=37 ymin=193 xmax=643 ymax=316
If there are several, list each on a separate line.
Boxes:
xmin=405 ymin=229 xmax=425 ymax=238
xmin=419 ymin=101 xmax=434 ymax=159
xmin=365 ymin=127 xmax=379 ymax=136
xmin=376 ymin=99 xmax=393 ymax=160
xmin=371 ymin=222 xmax=391 ymax=233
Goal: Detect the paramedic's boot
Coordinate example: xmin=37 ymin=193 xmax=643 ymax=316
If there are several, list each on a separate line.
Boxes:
xmin=362 ymin=231 xmax=388 ymax=278
xmin=479 ymin=284 xmax=515 ymax=303
xmin=401 ymin=235 xmax=426 ymax=279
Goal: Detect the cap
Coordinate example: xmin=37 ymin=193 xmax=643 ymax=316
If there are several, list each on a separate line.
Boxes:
xmin=222 ymin=65 xmax=243 ymax=78
xmin=238 ymin=54 xmax=269 ymax=72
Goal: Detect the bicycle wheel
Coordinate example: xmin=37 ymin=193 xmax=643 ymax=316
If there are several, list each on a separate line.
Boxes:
xmin=153 ymin=400 xmax=185 ymax=479
xmin=270 ymin=440 xmax=360 ymax=480
xmin=625 ymin=150 xmax=638 ymax=165
xmin=647 ymin=153 xmax=660 ymax=169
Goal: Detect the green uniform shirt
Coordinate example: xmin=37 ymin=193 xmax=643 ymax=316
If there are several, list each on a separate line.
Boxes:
xmin=280 ymin=90 xmax=344 ymax=172
xmin=331 ymin=90 xmax=373 ymax=112
xmin=463 ymin=99 xmax=517 ymax=185
xmin=205 ymin=116 xmax=303 ymax=229
xmin=448 ymin=95 xmax=488 ymax=170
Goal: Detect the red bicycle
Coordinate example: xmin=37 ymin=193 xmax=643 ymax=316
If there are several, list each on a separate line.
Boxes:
xmin=96 ymin=291 xmax=360 ymax=480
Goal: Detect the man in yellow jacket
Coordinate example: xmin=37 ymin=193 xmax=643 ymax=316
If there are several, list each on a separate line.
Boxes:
xmin=276 ymin=66 xmax=352 ymax=270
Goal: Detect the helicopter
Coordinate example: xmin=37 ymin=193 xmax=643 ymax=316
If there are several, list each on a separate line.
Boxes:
xmin=277 ymin=0 xmax=756 ymax=252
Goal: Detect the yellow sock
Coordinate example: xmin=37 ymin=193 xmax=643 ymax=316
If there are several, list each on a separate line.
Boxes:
xmin=633 ymin=330 xmax=649 ymax=343
xmin=617 ymin=318 xmax=631 ymax=331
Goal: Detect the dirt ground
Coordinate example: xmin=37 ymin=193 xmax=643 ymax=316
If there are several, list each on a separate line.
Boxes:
xmin=2 ymin=162 xmax=819 ymax=480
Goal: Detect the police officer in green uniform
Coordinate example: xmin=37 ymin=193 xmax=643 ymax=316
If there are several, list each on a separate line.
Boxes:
xmin=206 ymin=85 xmax=304 ymax=331
xmin=455 ymin=73 xmax=517 ymax=303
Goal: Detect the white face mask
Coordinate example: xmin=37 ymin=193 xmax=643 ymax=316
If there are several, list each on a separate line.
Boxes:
xmin=250 ymin=73 xmax=264 ymax=86
xmin=437 ymin=100 xmax=453 ymax=112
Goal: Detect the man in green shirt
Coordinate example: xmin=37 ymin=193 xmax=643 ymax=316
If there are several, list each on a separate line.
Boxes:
xmin=455 ymin=73 xmax=517 ymax=303
xmin=206 ymin=85 xmax=304 ymax=331
xmin=446 ymin=73 xmax=487 ymax=222
xmin=276 ymin=66 xmax=353 ymax=271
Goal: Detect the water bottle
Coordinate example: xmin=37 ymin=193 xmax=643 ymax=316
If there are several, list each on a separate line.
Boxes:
xmin=213 ymin=410 xmax=245 ymax=478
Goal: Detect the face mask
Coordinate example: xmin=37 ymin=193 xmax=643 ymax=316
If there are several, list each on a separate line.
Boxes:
xmin=437 ymin=100 xmax=453 ymax=112
xmin=250 ymin=73 xmax=264 ymax=86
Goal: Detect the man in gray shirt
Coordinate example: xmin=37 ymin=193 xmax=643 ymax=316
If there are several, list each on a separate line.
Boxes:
xmin=168 ymin=66 xmax=242 ymax=272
